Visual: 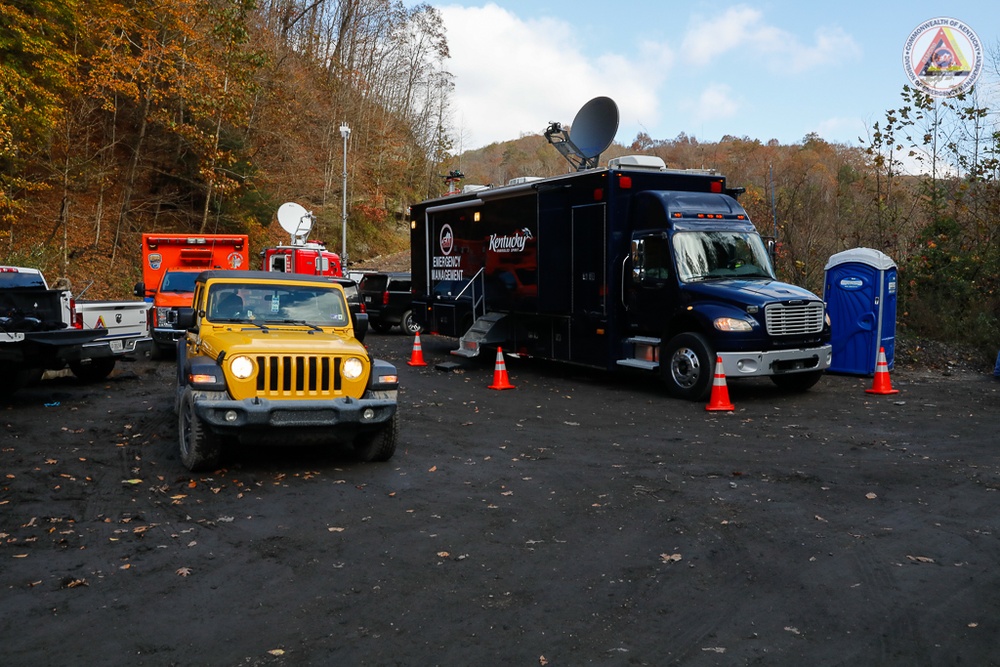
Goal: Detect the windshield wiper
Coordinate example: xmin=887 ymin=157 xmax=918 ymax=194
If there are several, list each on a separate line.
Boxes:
xmin=264 ymin=318 xmax=323 ymax=331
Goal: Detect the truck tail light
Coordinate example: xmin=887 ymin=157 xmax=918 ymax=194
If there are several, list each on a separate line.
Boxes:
xmin=382 ymin=291 xmax=389 ymax=306
xmin=70 ymin=298 xmax=83 ymax=329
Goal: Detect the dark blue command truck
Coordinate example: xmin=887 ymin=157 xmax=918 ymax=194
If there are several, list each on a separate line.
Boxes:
xmin=409 ymin=155 xmax=831 ymax=401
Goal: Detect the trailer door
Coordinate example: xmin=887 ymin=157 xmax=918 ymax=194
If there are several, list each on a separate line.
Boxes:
xmin=570 ymin=203 xmax=607 ymax=364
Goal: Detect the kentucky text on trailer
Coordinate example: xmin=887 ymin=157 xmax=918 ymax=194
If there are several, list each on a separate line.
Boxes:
xmin=261 ymin=202 xmax=343 ymax=277
xmin=135 ymin=233 xmax=249 ymax=358
xmin=410 ymin=98 xmax=831 ymax=400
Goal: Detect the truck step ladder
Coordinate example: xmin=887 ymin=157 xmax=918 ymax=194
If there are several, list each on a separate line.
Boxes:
xmin=451 ymin=312 xmax=507 ymax=358
xmin=616 ymin=336 xmax=662 ymax=371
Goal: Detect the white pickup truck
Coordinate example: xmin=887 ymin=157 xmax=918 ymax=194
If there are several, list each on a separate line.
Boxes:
xmin=0 ymin=266 xmax=151 ymax=392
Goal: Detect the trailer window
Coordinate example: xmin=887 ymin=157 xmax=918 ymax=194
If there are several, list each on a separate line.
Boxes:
xmin=673 ymin=231 xmax=774 ymax=282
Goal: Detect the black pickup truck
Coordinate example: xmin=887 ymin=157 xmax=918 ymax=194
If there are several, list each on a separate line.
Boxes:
xmin=358 ymin=272 xmax=421 ymax=334
xmin=0 ymin=267 xmax=106 ymax=397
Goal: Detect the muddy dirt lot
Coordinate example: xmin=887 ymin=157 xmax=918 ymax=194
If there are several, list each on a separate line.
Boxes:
xmin=2 ymin=333 xmax=999 ymax=666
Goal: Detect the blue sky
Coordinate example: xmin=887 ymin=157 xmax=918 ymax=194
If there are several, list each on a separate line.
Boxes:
xmin=403 ymin=1 xmax=996 ymax=152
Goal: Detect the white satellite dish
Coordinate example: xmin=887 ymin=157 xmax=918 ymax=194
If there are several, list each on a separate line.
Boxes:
xmin=276 ymin=202 xmax=313 ymax=244
xmin=544 ymin=96 xmax=619 ymax=171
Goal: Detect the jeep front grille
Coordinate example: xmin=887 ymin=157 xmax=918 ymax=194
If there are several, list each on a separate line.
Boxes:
xmin=765 ymin=302 xmax=825 ymax=336
xmin=255 ymin=355 xmax=342 ymax=396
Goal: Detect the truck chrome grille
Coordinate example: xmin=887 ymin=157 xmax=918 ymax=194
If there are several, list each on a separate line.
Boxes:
xmin=765 ymin=302 xmax=825 ymax=336
xmin=255 ymin=355 xmax=342 ymax=396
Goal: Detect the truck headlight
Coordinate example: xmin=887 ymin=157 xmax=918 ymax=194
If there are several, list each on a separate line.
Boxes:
xmin=714 ymin=317 xmax=753 ymax=332
xmin=155 ymin=307 xmax=173 ymax=327
xmin=343 ymin=357 xmax=364 ymax=379
xmin=230 ymin=355 xmax=254 ymax=379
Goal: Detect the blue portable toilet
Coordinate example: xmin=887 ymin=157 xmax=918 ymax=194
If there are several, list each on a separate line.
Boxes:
xmin=823 ymin=248 xmax=898 ymax=375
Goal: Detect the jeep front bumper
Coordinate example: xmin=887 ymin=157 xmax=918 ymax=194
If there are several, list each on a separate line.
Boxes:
xmin=193 ymin=392 xmax=397 ymax=431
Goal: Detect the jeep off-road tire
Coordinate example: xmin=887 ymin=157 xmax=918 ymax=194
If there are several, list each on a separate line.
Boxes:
xmin=178 ymin=388 xmax=223 ymax=471
xmin=355 ymin=411 xmax=398 ymax=462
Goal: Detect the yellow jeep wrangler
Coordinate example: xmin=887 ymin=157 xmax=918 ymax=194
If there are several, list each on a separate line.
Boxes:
xmin=174 ymin=270 xmax=399 ymax=471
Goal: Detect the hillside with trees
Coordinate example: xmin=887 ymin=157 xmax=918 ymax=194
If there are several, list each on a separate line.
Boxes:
xmin=2 ymin=0 xmax=998 ymax=361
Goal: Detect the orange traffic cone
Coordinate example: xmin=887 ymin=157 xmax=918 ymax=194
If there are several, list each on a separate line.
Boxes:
xmin=488 ymin=347 xmax=515 ymax=390
xmin=407 ymin=332 xmax=427 ymax=367
xmin=705 ymin=356 xmax=735 ymax=411
xmin=865 ymin=347 xmax=898 ymax=395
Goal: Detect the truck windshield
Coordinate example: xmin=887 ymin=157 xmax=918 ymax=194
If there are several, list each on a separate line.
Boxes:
xmin=159 ymin=271 xmax=200 ymax=293
xmin=673 ymin=231 xmax=775 ymax=282
xmin=207 ymin=284 xmax=349 ymax=327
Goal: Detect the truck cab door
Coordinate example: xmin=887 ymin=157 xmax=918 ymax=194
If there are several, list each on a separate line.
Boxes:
xmin=626 ymin=234 xmax=673 ymax=334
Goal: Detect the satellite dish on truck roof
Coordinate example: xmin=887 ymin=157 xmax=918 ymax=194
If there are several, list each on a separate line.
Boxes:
xmin=276 ymin=202 xmax=313 ymax=244
xmin=544 ymin=96 xmax=619 ymax=171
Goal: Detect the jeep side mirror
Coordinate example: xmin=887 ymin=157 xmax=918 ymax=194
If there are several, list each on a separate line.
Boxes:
xmin=175 ymin=307 xmax=196 ymax=330
xmin=352 ymin=311 xmax=369 ymax=343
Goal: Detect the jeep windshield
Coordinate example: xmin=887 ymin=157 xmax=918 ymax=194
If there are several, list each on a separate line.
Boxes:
xmin=673 ymin=231 xmax=775 ymax=282
xmin=206 ymin=284 xmax=350 ymax=327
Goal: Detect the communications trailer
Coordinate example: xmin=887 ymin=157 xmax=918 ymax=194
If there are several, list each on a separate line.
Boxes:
xmin=410 ymin=100 xmax=831 ymax=400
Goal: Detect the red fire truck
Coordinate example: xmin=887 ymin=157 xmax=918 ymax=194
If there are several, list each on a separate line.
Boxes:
xmin=261 ymin=202 xmax=343 ymax=277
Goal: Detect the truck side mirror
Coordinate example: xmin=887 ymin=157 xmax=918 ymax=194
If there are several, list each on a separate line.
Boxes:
xmin=175 ymin=307 xmax=196 ymax=330
xmin=133 ymin=281 xmax=146 ymax=297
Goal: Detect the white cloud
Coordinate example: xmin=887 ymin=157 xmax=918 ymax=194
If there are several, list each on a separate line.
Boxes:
xmin=680 ymin=5 xmax=860 ymax=74
xmin=439 ymin=3 xmax=665 ymax=149
xmin=680 ymin=83 xmax=741 ymax=124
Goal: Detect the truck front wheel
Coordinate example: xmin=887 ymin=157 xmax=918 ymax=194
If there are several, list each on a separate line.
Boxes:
xmin=69 ymin=357 xmax=116 ymax=383
xmin=770 ymin=370 xmax=823 ymax=392
xmin=354 ymin=412 xmax=398 ymax=462
xmin=401 ymin=310 xmax=422 ymax=335
xmin=178 ymin=389 xmax=223 ymax=471
xmin=662 ymin=333 xmax=714 ymax=401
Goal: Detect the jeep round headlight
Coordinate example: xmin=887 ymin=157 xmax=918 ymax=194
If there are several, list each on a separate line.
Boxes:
xmin=230 ymin=355 xmax=254 ymax=379
xmin=343 ymin=357 xmax=364 ymax=380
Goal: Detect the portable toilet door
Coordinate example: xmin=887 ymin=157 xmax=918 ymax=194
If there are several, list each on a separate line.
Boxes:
xmin=823 ymin=248 xmax=898 ymax=375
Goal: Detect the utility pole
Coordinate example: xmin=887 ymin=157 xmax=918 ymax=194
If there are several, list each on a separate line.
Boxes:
xmin=340 ymin=122 xmax=351 ymax=267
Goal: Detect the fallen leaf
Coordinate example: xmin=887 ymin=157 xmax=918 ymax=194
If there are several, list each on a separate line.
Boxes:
xmin=437 ymin=551 xmax=450 ymax=558
xmin=907 ymin=555 xmax=935 ymax=564
xmin=328 ymin=527 xmax=345 ymax=532
xmin=660 ymin=553 xmax=682 ymax=563
xmin=268 ymin=649 xmax=285 ymax=656
xmin=539 ymin=656 xmax=548 ymax=666
xmin=176 ymin=567 xmax=192 ymax=577
xmin=428 ymin=466 xmax=437 ymax=472
xmin=122 ymin=479 xmax=143 ymax=485
xmin=865 ymin=492 xmax=878 ymax=500
xmin=815 ymin=515 xmax=828 ymax=522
